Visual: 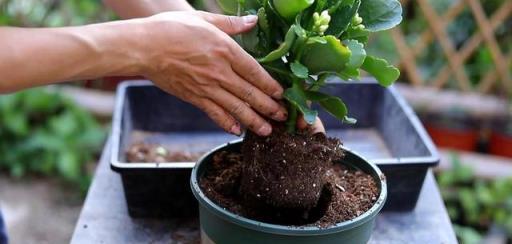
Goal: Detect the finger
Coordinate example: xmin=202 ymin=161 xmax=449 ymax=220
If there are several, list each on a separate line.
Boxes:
xmin=221 ymin=71 xmax=287 ymax=122
xmin=228 ymin=43 xmax=283 ymax=99
xmin=196 ymin=11 xmax=258 ymax=35
xmin=311 ymin=117 xmax=326 ymax=134
xmin=297 ymin=116 xmax=326 ymax=134
xmin=208 ymin=88 xmax=272 ymax=136
xmin=199 ymin=99 xmax=242 ymax=136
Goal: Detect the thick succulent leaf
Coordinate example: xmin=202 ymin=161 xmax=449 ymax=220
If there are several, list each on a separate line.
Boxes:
xmin=305 ymin=91 xmax=350 ymax=122
xmin=338 ymin=68 xmax=360 ymax=80
xmin=344 ymin=116 xmax=357 ymax=124
xmin=273 ymin=0 xmax=315 ymax=21
xmin=359 ymin=0 xmax=402 ymax=32
xmin=301 ymin=35 xmax=351 ymax=74
xmin=307 ymin=36 xmax=327 ymax=44
xmin=258 ymin=25 xmax=297 ymax=63
xmin=257 ymin=7 xmax=270 ymax=36
xmin=216 ymin=0 xmax=261 ymax=14
xmin=284 ymin=83 xmax=317 ymax=124
xmin=325 ymin=0 xmax=360 ymax=37
xmin=290 ymin=61 xmax=309 ymax=78
xmin=216 ymin=0 xmax=238 ymax=14
xmin=240 ymin=23 xmax=261 ymax=54
xmin=342 ymin=27 xmax=370 ymax=44
xmin=345 ymin=39 xmax=366 ymax=69
xmin=361 ymin=55 xmax=400 ymax=86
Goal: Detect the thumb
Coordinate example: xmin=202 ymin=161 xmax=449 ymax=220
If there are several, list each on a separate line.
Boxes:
xmin=197 ymin=11 xmax=258 ymax=35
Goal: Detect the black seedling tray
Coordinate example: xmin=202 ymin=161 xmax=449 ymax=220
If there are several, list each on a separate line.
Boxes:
xmin=110 ymin=79 xmax=439 ymax=218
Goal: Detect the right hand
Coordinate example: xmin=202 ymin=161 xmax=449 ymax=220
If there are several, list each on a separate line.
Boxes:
xmin=135 ymin=11 xmax=287 ymax=136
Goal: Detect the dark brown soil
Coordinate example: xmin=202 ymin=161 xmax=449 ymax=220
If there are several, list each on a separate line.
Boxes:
xmin=240 ymin=126 xmax=344 ymax=210
xmin=126 ymin=143 xmax=203 ymax=162
xmin=200 ymin=148 xmax=379 ymax=228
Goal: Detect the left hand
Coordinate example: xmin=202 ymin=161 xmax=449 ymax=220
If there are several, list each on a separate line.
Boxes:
xmin=297 ymin=116 xmax=326 ymax=134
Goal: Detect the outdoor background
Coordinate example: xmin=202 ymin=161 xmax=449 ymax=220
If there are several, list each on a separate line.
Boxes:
xmin=0 ymin=0 xmax=511 ymax=243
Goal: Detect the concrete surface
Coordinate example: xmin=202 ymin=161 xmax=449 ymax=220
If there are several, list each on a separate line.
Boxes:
xmin=0 ymin=175 xmax=83 ymax=244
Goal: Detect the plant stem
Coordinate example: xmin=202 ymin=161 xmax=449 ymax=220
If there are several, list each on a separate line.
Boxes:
xmin=262 ymin=64 xmax=294 ymax=78
xmin=286 ymin=104 xmax=298 ymax=133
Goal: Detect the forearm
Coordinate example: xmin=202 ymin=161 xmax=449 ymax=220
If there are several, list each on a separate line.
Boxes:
xmin=0 ymin=21 xmax=145 ymax=93
xmin=103 ymin=0 xmax=194 ymax=19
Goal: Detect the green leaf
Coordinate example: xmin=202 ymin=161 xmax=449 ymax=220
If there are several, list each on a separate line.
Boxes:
xmin=305 ymin=91 xmax=350 ymax=122
xmin=290 ymin=61 xmax=309 ymax=78
xmin=257 ymin=7 xmax=270 ymax=37
xmin=344 ymin=116 xmax=357 ymax=124
xmin=359 ymin=0 xmax=402 ymax=32
xmin=345 ymin=39 xmax=366 ymax=69
xmin=258 ymin=25 xmax=297 ymax=63
xmin=342 ymin=27 xmax=370 ymax=44
xmin=273 ymin=0 xmax=315 ymax=21
xmin=361 ymin=55 xmax=400 ymax=86
xmin=306 ymin=36 xmax=327 ymax=44
xmin=338 ymin=68 xmax=360 ymax=80
xmin=216 ymin=0 xmax=261 ymax=14
xmin=239 ymin=21 xmax=261 ymax=54
xmin=325 ymin=0 xmax=360 ymax=37
xmin=301 ymin=35 xmax=351 ymax=74
xmin=284 ymin=83 xmax=317 ymax=124
xmin=216 ymin=0 xmax=238 ymax=14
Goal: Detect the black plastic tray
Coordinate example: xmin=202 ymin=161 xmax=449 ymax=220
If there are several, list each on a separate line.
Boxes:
xmin=110 ymin=79 xmax=439 ymax=218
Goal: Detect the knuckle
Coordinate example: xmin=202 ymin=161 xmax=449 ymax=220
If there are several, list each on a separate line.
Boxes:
xmin=229 ymin=101 xmax=246 ymax=116
xmin=242 ymin=86 xmax=256 ymax=100
xmin=226 ymin=16 xmax=238 ymax=31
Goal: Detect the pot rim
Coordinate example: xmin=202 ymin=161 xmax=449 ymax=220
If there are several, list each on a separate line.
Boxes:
xmin=190 ymin=139 xmax=387 ymax=236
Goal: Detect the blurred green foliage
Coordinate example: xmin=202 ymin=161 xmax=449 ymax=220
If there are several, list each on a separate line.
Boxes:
xmin=437 ymin=154 xmax=512 ymax=243
xmin=0 ymin=88 xmax=106 ymax=192
xmin=0 ymin=0 xmax=206 ymax=27
xmin=0 ymin=0 xmax=115 ymax=27
xmin=367 ymin=0 xmax=512 ymax=92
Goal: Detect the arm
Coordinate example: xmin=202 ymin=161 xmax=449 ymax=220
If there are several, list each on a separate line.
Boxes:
xmin=0 ymin=11 xmax=286 ymax=136
xmin=0 ymin=23 xmax=142 ymax=93
xmin=103 ymin=0 xmax=194 ymax=19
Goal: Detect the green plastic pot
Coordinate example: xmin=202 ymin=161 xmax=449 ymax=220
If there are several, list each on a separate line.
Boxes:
xmin=190 ymin=140 xmax=387 ymax=244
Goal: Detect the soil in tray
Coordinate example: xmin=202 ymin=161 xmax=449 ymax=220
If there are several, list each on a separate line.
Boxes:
xmin=126 ymin=143 xmax=204 ymax=162
xmin=199 ymin=133 xmax=379 ymax=227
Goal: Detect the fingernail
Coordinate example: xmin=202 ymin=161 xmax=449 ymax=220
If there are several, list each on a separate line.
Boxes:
xmin=272 ymin=111 xmax=287 ymax=121
xmin=272 ymin=90 xmax=283 ymax=99
xmin=242 ymin=15 xmax=258 ymax=25
xmin=229 ymin=124 xmax=241 ymax=136
xmin=257 ymin=124 xmax=272 ymax=136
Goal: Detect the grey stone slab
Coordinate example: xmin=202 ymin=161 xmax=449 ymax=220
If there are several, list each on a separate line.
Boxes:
xmin=71 ymin=139 xmax=457 ymax=244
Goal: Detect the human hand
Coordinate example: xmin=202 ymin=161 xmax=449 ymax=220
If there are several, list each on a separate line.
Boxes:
xmin=135 ymin=11 xmax=287 ymax=136
xmin=297 ymin=116 xmax=326 ymax=134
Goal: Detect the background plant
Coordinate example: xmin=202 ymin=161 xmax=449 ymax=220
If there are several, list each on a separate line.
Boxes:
xmin=0 ymin=88 xmax=106 ymax=192
xmin=217 ymin=0 xmax=402 ymax=131
xmin=437 ymin=154 xmax=512 ymax=243
xmin=366 ymin=0 xmax=512 ymax=93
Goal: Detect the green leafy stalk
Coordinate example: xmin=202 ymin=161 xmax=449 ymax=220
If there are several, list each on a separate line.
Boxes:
xmin=218 ymin=0 xmax=403 ymax=132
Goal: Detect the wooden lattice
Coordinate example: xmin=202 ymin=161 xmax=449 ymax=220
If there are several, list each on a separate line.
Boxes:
xmin=391 ymin=0 xmax=512 ymax=95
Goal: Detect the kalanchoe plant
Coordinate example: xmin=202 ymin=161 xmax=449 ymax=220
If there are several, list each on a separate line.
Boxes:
xmin=218 ymin=0 xmax=402 ymax=132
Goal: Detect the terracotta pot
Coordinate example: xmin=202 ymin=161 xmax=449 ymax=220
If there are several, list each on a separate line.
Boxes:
xmin=425 ymin=125 xmax=479 ymax=151
xmin=489 ymin=129 xmax=512 ymax=158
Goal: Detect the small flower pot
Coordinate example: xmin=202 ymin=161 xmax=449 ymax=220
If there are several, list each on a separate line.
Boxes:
xmin=425 ymin=125 xmax=479 ymax=151
xmin=489 ymin=117 xmax=512 ymax=158
xmin=421 ymin=111 xmax=479 ymax=152
xmin=489 ymin=132 xmax=512 ymax=158
xmin=190 ymin=140 xmax=387 ymax=244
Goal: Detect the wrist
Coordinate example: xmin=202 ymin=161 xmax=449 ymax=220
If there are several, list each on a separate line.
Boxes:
xmin=68 ymin=19 xmax=149 ymax=78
